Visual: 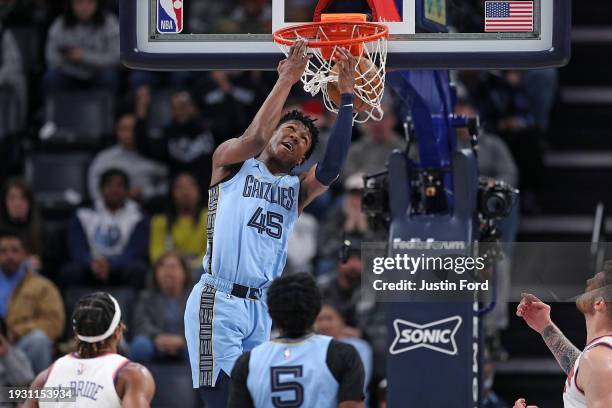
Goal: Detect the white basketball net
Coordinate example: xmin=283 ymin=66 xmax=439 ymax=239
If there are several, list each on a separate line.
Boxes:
xmin=275 ymin=23 xmax=388 ymax=123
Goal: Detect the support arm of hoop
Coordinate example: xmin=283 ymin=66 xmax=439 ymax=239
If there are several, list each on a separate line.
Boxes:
xmin=315 ymin=93 xmax=355 ymax=185
xmin=313 ymin=0 xmax=401 ymax=22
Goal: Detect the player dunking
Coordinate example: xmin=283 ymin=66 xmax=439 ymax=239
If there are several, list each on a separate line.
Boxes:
xmin=25 ymin=292 xmax=155 ymax=408
xmin=184 ymin=40 xmax=357 ymax=406
xmin=228 ymin=272 xmax=365 ymax=407
xmin=514 ymin=261 xmax=612 ymax=408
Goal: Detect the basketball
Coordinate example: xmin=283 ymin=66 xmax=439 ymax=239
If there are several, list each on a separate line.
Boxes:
xmin=327 ymin=56 xmax=383 ymax=113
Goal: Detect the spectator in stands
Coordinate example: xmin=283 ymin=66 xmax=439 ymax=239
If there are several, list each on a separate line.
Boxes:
xmin=0 ymin=0 xmax=27 ymax=130
xmin=62 ymin=168 xmax=149 ymax=289
xmin=0 ymin=178 xmax=44 ymax=272
xmin=522 ymin=69 xmax=559 ymax=133
xmin=342 ymin=98 xmax=404 ymax=180
xmin=456 ymin=99 xmax=519 ymax=359
xmin=317 ymin=237 xmax=371 ymax=335
xmin=195 ymin=71 xmax=273 ymax=141
xmin=315 ymin=303 xmax=373 ymax=396
xmin=0 ymin=230 xmax=65 ymax=373
xmin=0 ymin=316 xmax=34 ymax=387
xmin=129 ymin=251 xmax=189 ymax=363
xmin=317 ymin=174 xmax=381 ymax=273
xmin=88 ymin=113 xmax=168 ymax=204
xmin=44 ymin=0 xmax=119 ymax=91
xmin=135 ymin=90 xmax=217 ymax=193
xmin=286 ymin=213 xmax=318 ymax=274
xmin=214 ymin=0 xmax=272 ymax=34
xmin=455 ymin=99 xmax=519 ymax=187
xmin=459 ymin=70 xmax=542 ymax=212
xmin=482 ymin=347 xmax=509 ymax=408
xmin=149 ymin=173 xmax=206 ymax=271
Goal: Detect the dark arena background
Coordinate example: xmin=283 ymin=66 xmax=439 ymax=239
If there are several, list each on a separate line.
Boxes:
xmin=1 ymin=0 xmax=611 ymax=407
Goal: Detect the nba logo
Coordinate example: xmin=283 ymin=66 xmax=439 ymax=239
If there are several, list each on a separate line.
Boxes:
xmin=157 ymin=0 xmax=183 ymax=33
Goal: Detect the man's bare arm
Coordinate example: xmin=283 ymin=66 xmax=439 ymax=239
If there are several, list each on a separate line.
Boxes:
xmin=212 ymin=41 xmax=309 ymax=170
xmin=516 ymin=293 xmax=581 ymax=375
xmin=541 ymin=324 xmax=581 ymax=375
xmin=117 ymin=363 xmax=155 ymax=408
xmin=23 ymin=369 xmax=48 ymax=408
xmin=579 ymin=346 xmax=612 ymax=407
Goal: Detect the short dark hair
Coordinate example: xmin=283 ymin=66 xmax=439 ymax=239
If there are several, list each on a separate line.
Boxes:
xmin=277 ymin=110 xmax=319 ymax=161
xmin=63 ymin=0 xmax=107 ymax=27
xmin=99 ymin=168 xmax=130 ymax=191
xmin=0 ymin=228 xmax=24 ymax=246
xmin=72 ymin=292 xmax=123 ymax=358
xmin=267 ymin=273 xmax=322 ymax=337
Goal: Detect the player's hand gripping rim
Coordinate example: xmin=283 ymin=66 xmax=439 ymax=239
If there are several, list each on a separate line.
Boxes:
xmin=277 ymin=39 xmax=311 ymax=85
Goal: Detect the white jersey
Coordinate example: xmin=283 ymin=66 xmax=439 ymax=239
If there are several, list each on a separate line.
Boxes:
xmin=563 ymin=335 xmax=612 ymax=408
xmin=41 ymin=352 xmax=129 ymax=408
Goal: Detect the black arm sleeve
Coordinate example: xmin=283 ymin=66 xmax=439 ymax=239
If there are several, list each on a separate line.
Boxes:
xmin=326 ymin=340 xmax=365 ymax=402
xmin=227 ymin=352 xmax=255 ymax=408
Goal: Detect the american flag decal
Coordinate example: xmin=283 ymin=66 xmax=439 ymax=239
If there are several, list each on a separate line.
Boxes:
xmin=485 ymin=1 xmax=534 ymax=32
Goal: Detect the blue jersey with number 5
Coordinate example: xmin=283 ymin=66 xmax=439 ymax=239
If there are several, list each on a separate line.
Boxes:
xmin=202 ymin=158 xmax=300 ymax=288
xmin=247 ymin=335 xmax=338 ymax=408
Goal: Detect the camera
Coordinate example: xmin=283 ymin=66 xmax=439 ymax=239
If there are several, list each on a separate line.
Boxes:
xmin=361 ymin=172 xmax=389 ymax=219
xmin=478 ymin=178 xmax=517 ymax=219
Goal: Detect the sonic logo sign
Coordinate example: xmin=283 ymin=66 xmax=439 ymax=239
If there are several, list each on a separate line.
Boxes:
xmin=389 ymin=316 xmax=463 ymax=356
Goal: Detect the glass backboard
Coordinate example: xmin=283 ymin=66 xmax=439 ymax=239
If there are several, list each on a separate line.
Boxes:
xmin=120 ymin=0 xmax=570 ymax=70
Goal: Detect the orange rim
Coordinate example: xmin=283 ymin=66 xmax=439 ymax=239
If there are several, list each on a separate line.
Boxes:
xmin=273 ymin=21 xmax=389 ymax=48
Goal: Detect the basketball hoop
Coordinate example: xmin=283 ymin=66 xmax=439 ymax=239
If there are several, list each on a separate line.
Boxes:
xmin=273 ymin=20 xmax=389 ymax=123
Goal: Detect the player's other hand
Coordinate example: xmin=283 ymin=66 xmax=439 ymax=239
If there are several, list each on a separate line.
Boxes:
xmin=336 ymin=47 xmax=356 ymax=95
xmin=277 ymin=39 xmax=310 ymax=85
xmin=516 ymin=293 xmax=552 ymax=334
xmin=513 ymin=398 xmax=538 ymax=408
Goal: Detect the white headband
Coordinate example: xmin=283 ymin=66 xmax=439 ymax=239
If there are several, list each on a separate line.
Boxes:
xmin=75 ymin=294 xmax=122 ymax=343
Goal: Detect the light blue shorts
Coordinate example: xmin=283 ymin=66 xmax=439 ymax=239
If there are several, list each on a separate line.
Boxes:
xmin=184 ymin=274 xmax=271 ymax=388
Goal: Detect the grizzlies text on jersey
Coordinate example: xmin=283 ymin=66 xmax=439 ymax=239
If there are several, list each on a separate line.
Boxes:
xmin=185 ymin=158 xmax=301 ymax=388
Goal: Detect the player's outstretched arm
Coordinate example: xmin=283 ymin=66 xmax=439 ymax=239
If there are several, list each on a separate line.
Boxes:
xmin=299 ymin=48 xmax=356 ymax=214
xmin=23 ymin=369 xmax=48 ymax=408
xmin=516 ymin=293 xmax=580 ymax=374
xmin=117 ymin=362 xmax=155 ymax=408
xmin=580 ymin=346 xmax=612 ymax=408
xmin=212 ymin=40 xmax=310 ymax=170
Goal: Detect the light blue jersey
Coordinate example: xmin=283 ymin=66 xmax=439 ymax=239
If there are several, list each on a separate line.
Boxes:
xmin=247 ymin=335 xmax=338 ymax=408
xmin=203 ymin=158 xmax=300 ymax=288
xmin=186 ymin=158 xmax=302 ymax=388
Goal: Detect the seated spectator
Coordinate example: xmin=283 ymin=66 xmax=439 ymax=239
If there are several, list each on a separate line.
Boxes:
xmin=315 ymin=303 xmax=373 ymax=396
xmin=317 ymin=174 xmax=383 ymax=273
xmin=0 ymin=230 xmax=65 ymax=373
xmin=0 ymin=178 xmax=44 ymax=271
xmin=286 ymin=213 xmax=318 ymax=274
xmin=195 ymin=71 xmax=273 ymax=141
xmin=0 ymin=316 xmax=35 ymax=387
xmin=136 ymin=90 xmax=217 ymax=193
xmin=129 ymin=251 xmax=189 ymax=363
xmin=61 ymin=169 xmax=149 ymax=289
xmin=454 ymin=99 xmax=519 ymax=187
xmin=342 ymin=98 xmax=404 ymax=180
xmin=214 ymin=0 xmax=272 ymax=34
xmin=149 ymin=173 xmax=207 ymax=270
xmin=44 ymin=0 xmax=119 ymax=91
xmin=0 ymin=4 xmax=27 ymax=130
xmin=317 ymin=238 xmax=372 ymax=335
xmin=88 ymin=112 xmax=168 ymax=204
